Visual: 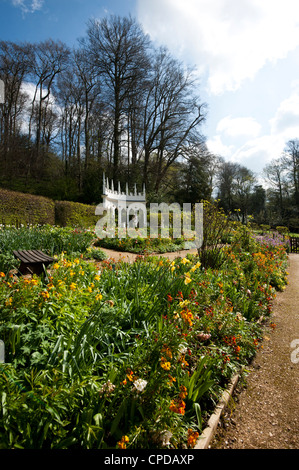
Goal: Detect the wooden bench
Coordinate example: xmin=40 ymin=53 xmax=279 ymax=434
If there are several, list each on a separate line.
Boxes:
xmin=13 ymin=249 xmax=54 ymax=275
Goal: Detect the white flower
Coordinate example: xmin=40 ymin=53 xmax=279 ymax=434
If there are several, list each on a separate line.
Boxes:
xmin=99 ymin=380 xmax=115 ymax=397
xmin=133 ymin=378 xmax=147 ymax=393
xmin=178 ymin=344 xmax=188 ymax=356
xmin=152 ymin=430 xmax=173 ymax=447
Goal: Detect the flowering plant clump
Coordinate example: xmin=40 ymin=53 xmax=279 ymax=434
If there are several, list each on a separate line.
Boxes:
xmin=0 ymin=220 xmax=289 ymax=449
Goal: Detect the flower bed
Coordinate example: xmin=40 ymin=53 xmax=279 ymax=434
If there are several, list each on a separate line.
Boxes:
xmin=0 ymin=224 xmax=289 ymax=449
xmin=94 ymin=233 xmax=190 ymax=254
xmin=0 ymin=225 xmax=95 ymax=272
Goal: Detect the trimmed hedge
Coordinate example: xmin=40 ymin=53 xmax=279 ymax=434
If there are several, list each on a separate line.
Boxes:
xmin=0 ymin=188 xmax=55 ymax=226
xmin=0 ymin=188 xmax=98 ymax=228
xmin=55 ymin=200 xmax=98 ymax=228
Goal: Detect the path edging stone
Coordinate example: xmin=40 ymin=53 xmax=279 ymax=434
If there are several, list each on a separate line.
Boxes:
xmin=195 ymin=371 xmax=241 ymax=449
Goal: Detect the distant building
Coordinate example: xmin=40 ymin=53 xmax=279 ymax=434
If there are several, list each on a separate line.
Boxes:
xmin=102 ymin=173 xmax=146 ymax=229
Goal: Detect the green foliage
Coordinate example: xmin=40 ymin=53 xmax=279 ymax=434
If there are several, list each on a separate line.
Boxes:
xmin=0 ymin=223 xmax=289 ymax=449
xmin=95 ymin=235 xmax=187 ymax=254
xmin=0 ymin=188 xmax=55 ymax=226
xmin=197 ymin=200 xmax=236 ymax=269
xmin=85 ymin=247 xmax=107 ymax=261
xmin=0 ymin=188 xmax=100 ymax=229
xmin=0 ymin=225 xmax=94 ymax=272
xmin=55 ymin=200 xmax=98 ymax=228
xmin=275 ymin=226 xmax=289 ymax=234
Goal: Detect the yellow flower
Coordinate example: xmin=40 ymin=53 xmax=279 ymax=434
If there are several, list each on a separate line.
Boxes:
xmin=74 ymin=258 xmax=80 ymax=264
xmin=117 ymin=436 xmax=129 ymax=449
xmin=190 ymin=261 xmax=201 ymax=272
xmin=96 ymin=293 xmax=103 ymax=301
xmin=94 ymin=275 xmax=101 ymax=281
xmin=53 ymin=263 xmax=60 ymax=270
xmin=87 ymin=286 xmax=92 ymax=293
xmin=160 ymin=357 xmax=171 ymax=370
xmin=5 ymin=297 xmax=12 ymax=306
xmin=181 ymin=258 xmax=190 ymax=265
xmin=70 ymin=283 xmax=77 ymax=291
xmin=0 ymin=272 xmax=6 ymax=278
xmin=184 ymin=275 xmax=192 ymax=285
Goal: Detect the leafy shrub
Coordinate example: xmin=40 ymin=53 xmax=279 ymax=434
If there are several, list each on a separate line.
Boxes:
xmin=0 ymin=188 xmax=55 ymax=226
xmin=275 ymin=226 xmax=289 ymax=234
xmin=85 ymin=247 xmax=107 ymax=261
xmin=197 ymin=200 xmax=236 ymax=268
xmin=55 ymin=200 xmax=98 ymax=228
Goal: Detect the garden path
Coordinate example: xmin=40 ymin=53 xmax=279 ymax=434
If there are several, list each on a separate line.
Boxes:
xmin=211 ymin=253 xmax=299 ymax=449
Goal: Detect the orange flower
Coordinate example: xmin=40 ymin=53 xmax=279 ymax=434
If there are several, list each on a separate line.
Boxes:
xmin=180 ymin=308 xmax=193 ymax=326
xmin=167 ymin=375 xmax=176 ymax=386
xmin=179 ymin=355 xmax=189 ymax=369
xmin=117 ymin=436 xmax=129 ymax=449
xmin=126 ymin=370 xmax=135 ymax=382
xmin=187 ymin=429 xmax=199 ymax=448
xmin=179 ymin=385 xmax=188 ymax=400
xmin=170 ymin=399 xmax=186 ymax=415
xmin=161 ymin=345 xmax=172 ymax=359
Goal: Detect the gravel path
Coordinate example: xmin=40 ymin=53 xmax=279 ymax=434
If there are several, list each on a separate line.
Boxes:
xmin=211 ymin=253 xmax=299 ymax=449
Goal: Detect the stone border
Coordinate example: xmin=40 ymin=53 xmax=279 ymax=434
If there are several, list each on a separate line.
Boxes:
xmin=195 ymin=372 xmax=241 ymax=449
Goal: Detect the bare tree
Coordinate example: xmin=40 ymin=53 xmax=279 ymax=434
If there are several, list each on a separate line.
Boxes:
xmin=282 ymin=139 xmax=299 ymax=209
xmin=141 ymin=47 xmax=206 ymax=191
xmin=28 ymin=39 xmax=70 ymax=174
xmin=85 ymin=14 xmax=151 ymax=181
xmin=0 ymin=41 xmax=32 ymax=173
xmin=263 ymin=157 xmax=289 ymax=222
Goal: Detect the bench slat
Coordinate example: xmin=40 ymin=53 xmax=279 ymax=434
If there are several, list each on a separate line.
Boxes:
xmin=13 ymin=250 xmax=54 ymax=264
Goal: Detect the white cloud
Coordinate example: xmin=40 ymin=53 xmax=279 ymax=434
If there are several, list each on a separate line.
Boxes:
xmin=217 ymin=116 xmax=261 ymax=138
xmin=211 ymin=90 xmax=299 ymax=173
xmin=230 ymin=135 xmax=285 ymax=169
xmin=137 ymin=0 xmax=299 ymax=95
xmin=270 ymin=92 xmax=299 ymax=137
xmin=206 ymin=135 xmax=235 ymax=158
xmin=12 ymin=0 xmax=44 ymax=14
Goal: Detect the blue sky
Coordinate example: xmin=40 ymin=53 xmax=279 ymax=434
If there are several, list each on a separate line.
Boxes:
xmin=2 ymin=0 xmax=299 ymax=181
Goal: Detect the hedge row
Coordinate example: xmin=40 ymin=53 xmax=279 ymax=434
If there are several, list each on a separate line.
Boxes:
xmin=0 ymin=188 xmax=98 ymax=228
